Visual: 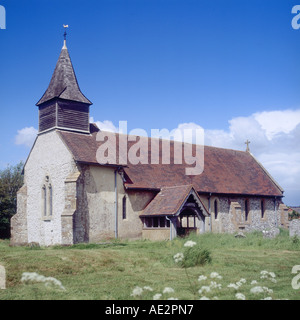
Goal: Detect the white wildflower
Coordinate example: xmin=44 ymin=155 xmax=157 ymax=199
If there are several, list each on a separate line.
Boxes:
xmin=163 ymin=287 xmax=175 ymax=294
xmin=260 ymin=270 xmax=269 ymax=275
xmin=250 ymin=280 xmax=258 ymax=285
xmin=210 ymin=281 xmax=222 ymax=289
xmin=184 ymin=240 xmax=197 ymax=247
xmin=153 ymin=293 xmax=162 ymax=300
xmin=228 ymin=283 xmax=239 ymax=290
xmin=143 ymin=286 xmax=153 ymax=291
xmin=235 ymin=293 xmax=246 ymax=300
xmin=198 ymin=275 xmax=207 ymax=282
xmin=210 ymin=272 xmax=222 ymax=280
xmin=262 ymin=287 xmax=273 ymax=294
xmin=167 ymin=297 xmax=178 ymax=300
xmin=262 ymin=296 xmax=273 ymax=300
xmin=269 ymin=272 xmax=276 ymax=278
xmin=200 ymin=296 xmax=210 ymax=300
xmin=260 ymin=270 xmax=277 ymax=283
xmin=131 ymin=286 xmax=143 ymax=297
xmin=198 ymin=286 xmax=211 ymax=295
xmin=21 ymin=272 xmax=65 ymax=291
xmin=250 ymin=286 xmax=264 ymax=294
xmin=238 ymin=278 xmax=246 ymax=284
xmin=173 ymin=252 xmax=184 ymax=263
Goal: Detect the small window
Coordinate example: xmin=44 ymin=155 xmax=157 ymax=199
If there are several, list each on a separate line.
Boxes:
xmin=49 ymin=184 xmax=53 ymax=216
xmin=245 ymin=200 xmax=249 ymax=221
xmin=159 ymin=217 xmax=165 ymax=228
xmin=143 ymin=216 xmax=169 ymax=228
xmin=122 ymin=196 xmax=127 ymax=220
xmin=42 ymin=185 xmax=47 ymax=216
xmin=214 ymin=199 xmax=218 ymax=219
xmin=261 ymin=200 xmax=265 ymax=219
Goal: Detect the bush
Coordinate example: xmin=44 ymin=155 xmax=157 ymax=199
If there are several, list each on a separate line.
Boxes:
xmin=180 ymin=243 xmax=212 ymax=268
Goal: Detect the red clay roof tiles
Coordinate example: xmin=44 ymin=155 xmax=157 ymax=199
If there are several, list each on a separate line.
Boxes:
xmin=58 ymin=125 xmax=284 ymax=197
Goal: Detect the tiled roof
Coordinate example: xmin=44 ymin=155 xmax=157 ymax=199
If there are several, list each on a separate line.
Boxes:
xmin=141 ymin=185 xmax=208 ymax=216
xmin=58 ymin=124 xmax=284 ymax=197
xmin=36 ymin=47 xmax=92 ymax=106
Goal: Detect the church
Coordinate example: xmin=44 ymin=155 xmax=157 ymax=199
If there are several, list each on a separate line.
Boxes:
xmin=10 ymin=34 xmax=289 ymax=246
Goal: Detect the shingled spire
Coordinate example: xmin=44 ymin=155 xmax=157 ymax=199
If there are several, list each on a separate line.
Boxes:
xmin=36 ymin=27 xmax=92 ymax=134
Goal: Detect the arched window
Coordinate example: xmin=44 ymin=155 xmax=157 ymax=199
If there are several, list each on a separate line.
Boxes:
xmin=214 ymin=199 xmax=218 ymax=220
xmin=42 ymin=176 xmax=53 ymax=220
xmin=122 ymin=196 xmax=127 ymax=220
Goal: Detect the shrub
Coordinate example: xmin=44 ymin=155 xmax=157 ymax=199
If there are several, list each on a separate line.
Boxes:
xmin=180 ymin=243 xmax=212 ymax=268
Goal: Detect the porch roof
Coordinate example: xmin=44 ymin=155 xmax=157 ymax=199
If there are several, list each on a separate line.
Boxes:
xmin=140 ymin=185 xmax=209 ymax=217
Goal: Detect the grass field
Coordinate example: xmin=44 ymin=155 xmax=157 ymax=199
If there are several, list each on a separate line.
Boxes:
xmin=0 ymin=229 xmax=300 ymax=300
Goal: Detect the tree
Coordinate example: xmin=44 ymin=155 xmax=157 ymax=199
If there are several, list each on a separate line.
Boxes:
xmin=0 ymin=162 xmax=24 ymax=238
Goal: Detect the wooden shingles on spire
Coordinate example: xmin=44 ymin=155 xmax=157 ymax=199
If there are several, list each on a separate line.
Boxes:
xmin=36 ymin=47 xmax=92 ymax=106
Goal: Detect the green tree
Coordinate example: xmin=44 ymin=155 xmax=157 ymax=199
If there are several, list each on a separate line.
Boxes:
xmin=0 ymin=162 xmax=24 ymax=238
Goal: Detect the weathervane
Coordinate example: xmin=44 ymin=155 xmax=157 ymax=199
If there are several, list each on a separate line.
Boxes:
xmin=63 ymin=24 xmax=69 ymax=48
xmin=245 ymin=139 xmax=250 ymax=152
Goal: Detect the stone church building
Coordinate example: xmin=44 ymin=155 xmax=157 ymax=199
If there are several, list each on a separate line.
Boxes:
xmin=10 ymin=37 xmax=289 ymax=246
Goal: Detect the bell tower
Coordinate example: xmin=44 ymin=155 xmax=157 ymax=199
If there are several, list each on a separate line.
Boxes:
xmin=36 ymin=26 xmax=92 ymax=134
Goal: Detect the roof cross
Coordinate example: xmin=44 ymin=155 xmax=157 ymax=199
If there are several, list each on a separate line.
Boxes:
xmin=245 ymin=139 xmax=250 ymax=152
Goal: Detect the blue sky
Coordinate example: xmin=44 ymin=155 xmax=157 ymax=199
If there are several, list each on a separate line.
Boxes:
xmin=0 ymin=0 xmax=300 ymax=205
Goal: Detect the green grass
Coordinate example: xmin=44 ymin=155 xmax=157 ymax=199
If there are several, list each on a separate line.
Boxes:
xmin=0 ymin=229 xmax=300 ymax=300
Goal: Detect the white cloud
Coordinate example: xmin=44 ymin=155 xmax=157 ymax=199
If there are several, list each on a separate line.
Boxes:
xmin=254 ymin=110 xmax=300 ymax=140
xmin=90 ymin=117 xmax=118 ymax=133
xmin=202 ymin=109 xmax=300 ymax=205
xmin=15 ymin=127 xmax=38 ymax=148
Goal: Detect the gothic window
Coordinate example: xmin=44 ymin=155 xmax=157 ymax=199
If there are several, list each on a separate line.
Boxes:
xmin=42 ymin=176 xmax=53 ymax=220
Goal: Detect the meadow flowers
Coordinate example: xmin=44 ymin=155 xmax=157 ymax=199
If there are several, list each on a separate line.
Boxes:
xmin=235 ymin=293 xmax=246 ymax=300
xmin=260 ymin=270 xmax=277 ymax=283
xmin=21 ymin=272 xmax=65 ymax=291
xmin=131 ymin=286 xmax=143 ymax=297
xmin=184 ymin=240 xmax=197 ymax=247
xmin=210 ymin=272 xmax=222 ymax=280
xmin=173 ymin=252 xmax=184 ymax=263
